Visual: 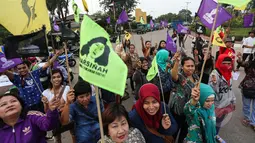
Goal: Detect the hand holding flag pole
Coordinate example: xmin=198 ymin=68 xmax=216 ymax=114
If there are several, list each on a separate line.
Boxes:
xmin=198 ymin=4 xmax=220 ymax=85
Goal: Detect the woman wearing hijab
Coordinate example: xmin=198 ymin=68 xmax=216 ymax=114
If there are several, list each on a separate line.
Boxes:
xmin=129 ymin=83 xmax=178 ymax=143
xmin=133 ymin=57 xmax=149 ymax=100
xmin=184 ymin=83 xmax=217 ymax=143
xmin=153 ymin=49 xmax=173 ymax=104
xmin=208 ymin=54 xmax=236 ymax=134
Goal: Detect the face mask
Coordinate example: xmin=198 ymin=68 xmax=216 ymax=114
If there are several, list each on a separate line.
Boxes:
xmin=220 ymin=64 xmax=232 ymax=72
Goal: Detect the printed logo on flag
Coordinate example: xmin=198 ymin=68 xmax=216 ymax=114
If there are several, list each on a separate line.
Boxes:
xmin=80 ymin=37 xmax=110 ymax=77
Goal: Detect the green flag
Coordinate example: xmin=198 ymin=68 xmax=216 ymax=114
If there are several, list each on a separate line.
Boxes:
xmin=217 ymin=0 xmax=251 ymax=7
xmin=146 ymin=58 xmax=158 ymax=81
xmin=79 ymin=15 xmax=128 ymax=96
xmin=115 ymin=36 xmax=120 ymax=44
xmin=140 ymin=17 xmax=145 ymax=24
xmin=72 ymin=0 xmax=80 ymax=23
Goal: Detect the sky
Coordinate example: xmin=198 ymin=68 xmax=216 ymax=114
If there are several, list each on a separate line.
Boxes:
xmin=70 ymin=0 xmax=202 ymax=18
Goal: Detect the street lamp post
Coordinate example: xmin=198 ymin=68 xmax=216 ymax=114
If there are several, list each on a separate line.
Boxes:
xmin=185 ymin=2 xmax=191 ymax=23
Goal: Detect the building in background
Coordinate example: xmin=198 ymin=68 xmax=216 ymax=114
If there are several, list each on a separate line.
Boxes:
xmin=135 ymin=8 xmax=147 ymax=24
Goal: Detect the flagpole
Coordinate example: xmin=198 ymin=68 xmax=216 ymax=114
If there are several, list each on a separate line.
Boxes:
xmin=95 ymin=86 xmax=105 ymax=143
xmin=198 ymin=3 xmax=220 ymax=85
xmin=64 ymin=42 xmax=72 ymax=87
xmin=157 ymin=68 xmax=167 ymax=114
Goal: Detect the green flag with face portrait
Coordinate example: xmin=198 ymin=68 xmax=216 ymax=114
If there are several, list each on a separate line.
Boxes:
xmin=79 ymin=15 xmax=128 ymax=96
xmin=72 ymin=0 xmax=80 ymax=23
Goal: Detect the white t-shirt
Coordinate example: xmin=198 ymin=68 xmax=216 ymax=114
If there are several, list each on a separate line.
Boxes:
xmin=243 ymin=37 xmax=255 ymax=53
xmin=42 ymin=86 xmax=70 ymax=102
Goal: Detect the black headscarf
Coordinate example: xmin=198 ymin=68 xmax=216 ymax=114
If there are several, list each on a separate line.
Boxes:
xmin=139 ymin=57 xmax=148 ymax=75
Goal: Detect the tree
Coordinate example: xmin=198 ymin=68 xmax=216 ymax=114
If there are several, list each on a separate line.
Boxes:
xmin=46 ymin=0 xmax=70 ymax=22
xmin=155 ymin=13 xmax=179 ymax=23
xmin=178 ymin=9 xmax=192 ymax=22
xmin=99 ymin=0 xmax=139 ymax=19
xmin=147 ymin=15 xmax=153 ymax=23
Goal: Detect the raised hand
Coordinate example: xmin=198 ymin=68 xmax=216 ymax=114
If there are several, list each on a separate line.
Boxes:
xmin=194 ymin=49 xmax=199 ymax=55
xmin=161 ymin=114 xmax=171 ymax=129
xmin=173 ymin=52 xmax=181 ymax=61
xmin=191 ymin=86 xmax=200 ymax=102
xmin=66 ymin=89 xmax=75 ymax=105
xmin=211 ymin=74 xmax=217 ymax=84
xmin=48 ymin=96 xmax=60 ymax=111
xmin=41 ymin=96 xmax=49 ymax=104
xmin=140 ymin=36 xmax=144 ymax=41
xmin=237 ymin=52 xmax=242 ymax=58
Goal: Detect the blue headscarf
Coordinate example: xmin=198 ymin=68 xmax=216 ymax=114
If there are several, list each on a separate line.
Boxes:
xmin=156 ymin=49 xmax=169 ymax=71
xmin=198 ymin=83 xmax=217 ymax=143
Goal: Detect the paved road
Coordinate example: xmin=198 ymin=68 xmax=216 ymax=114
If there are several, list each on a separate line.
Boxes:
xmin=49 ymin=29 xmax=255 ymax=143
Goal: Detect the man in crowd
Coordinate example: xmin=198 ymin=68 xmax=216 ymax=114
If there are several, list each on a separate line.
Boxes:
xmin=61 ymin=78 xmax=103 ymax=143
xmin=4 ymin=51 xmax=61 ymax=112
xmin=236 ymin=30 xmax=255 ymax=70
xmin=191 ymin=33 xmax=206 ymax=58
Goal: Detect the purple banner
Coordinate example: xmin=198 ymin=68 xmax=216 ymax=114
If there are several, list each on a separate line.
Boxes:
xmin=197 ymin=0 xmax=232 ymax=30
xmin=117 ymin=10 xmax=128 ymax=24
xmin=150 ymin=19 xmax=154 ymax=28
xmin=106 ymin=16 xmax=111 ymax=24
xmin=166 ymin=31 xmax=177 ymax=53
xmin=177 ymin=24 xmax=190 ymax=34
xmin=0 ymin=47 xmax=22 ymax=72
xmin=244 ymin=13 xmax=254 ymax=27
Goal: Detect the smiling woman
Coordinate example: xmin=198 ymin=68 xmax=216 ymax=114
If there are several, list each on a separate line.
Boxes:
xmin=129 ymin=83 xmax=178 ymax=143
xmin=0 ymin=86 xmax=59 ymax=143
xmin=98 ymin=103 xmax=146 ymax=143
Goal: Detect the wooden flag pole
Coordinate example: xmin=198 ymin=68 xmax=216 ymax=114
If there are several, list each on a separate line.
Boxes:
xmin=157 ymin=68 xmax=167 ymax=114
xmin=198 ymin=4 xmax=220 ymax=85
xmin=95 ymin=86 xmax=105 ymax=143
xmin=64 ymin=42 xmax=72 ymax=87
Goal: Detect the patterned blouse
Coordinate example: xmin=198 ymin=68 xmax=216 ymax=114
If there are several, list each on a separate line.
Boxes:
xmin=98 ymin=128 xmax=146 ymax=143
xmin=169 ymin=71 xmax=199 ymax=115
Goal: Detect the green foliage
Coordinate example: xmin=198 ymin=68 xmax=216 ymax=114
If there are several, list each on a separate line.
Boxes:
xmin=0 ymin=25 xmax=11 ymax=45
xmin=155 ymin=9 xmax=192 ymax=23
xmin=46 ymin=0 xmax=70 ymax=21
xmin=99 ymin=0 xmax=139 ymax=17
xmin=147 ymin=15 xmax=153 ymax=23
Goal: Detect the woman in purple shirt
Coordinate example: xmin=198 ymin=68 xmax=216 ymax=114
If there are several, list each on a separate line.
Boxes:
xmin=0 ymin=87 xmax=60 ymax=143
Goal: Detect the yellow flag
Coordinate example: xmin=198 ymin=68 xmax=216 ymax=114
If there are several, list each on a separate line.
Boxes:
xmin=124 ymin=31 xmax=132 ymax=40
xmin=212 ymin=31 xmax=226 ymax=47
xmin=82 ymin=0 xmax=89 ymax=12
xmin=79 ymin=15 xmax=127 ymax=96
xmin=0 ymin=0 xmax=51 ymax=35
xmin=234 ymin=2 xmax=249 ymax=10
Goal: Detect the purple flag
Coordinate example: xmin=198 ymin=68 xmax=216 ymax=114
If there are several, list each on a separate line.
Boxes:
xmin=177 ymin=24 xmax=190 ymax=34
xmin=160 ymin=21 xmax=163 ymax=27
xmin=197 ymin=0 xmax=232 ymax=30
xmin=164 ymin=21 xmax=168 ymax=27
xmin=117 ymin=10 xmax=128 ymax=24
xmin=0 ymin=47 xmax=22 ymax=73
xmin=244 ymin=13 xmax=254 ymax=27
xmin=53 ymin=19 xmax=60 ymax=32
xmin=106 ymin=16 xmax=111 ymax=24
xmin=150 ymin=19 xmax=154 ymax=28
xmin=166 ymin=32 xmax=177 ymax=53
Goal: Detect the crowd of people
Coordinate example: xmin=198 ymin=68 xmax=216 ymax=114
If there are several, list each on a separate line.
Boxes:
xmin=1 ymin=29 xmax=255 ymax=143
